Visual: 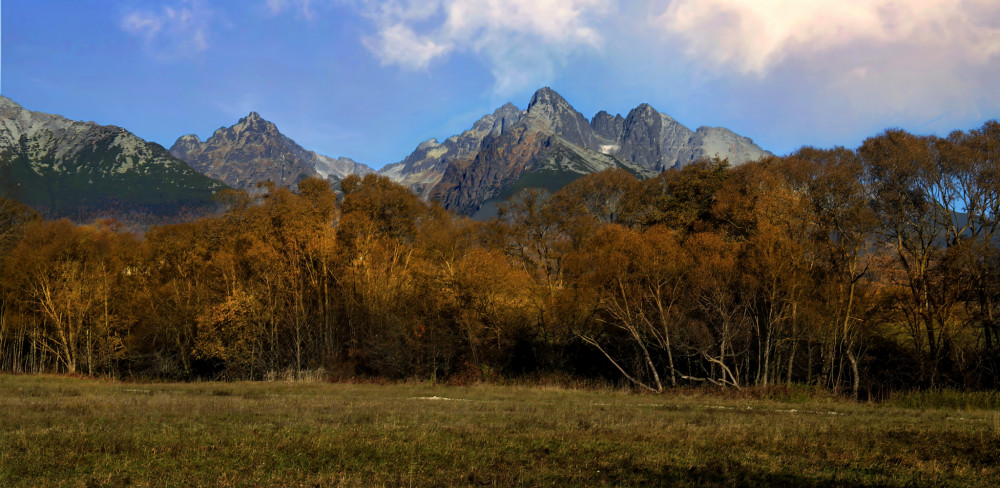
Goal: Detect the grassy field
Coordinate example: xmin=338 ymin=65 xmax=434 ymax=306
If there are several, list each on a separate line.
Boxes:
xmin=1 ymin=375 xmax=998 ymax=487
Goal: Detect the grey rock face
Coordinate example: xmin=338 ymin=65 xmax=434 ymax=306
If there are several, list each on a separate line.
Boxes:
xmin=314 ymin=154 xmax=374 ymax=181
xmin=524 ymin=87 xmax=597 ymax=149
xmin=379 ymin=102 xmax=525 ymax=198
xmin=591 ymin=110 xmax=625 ymax=142
xmin=379 ymin=86 xmax=771 ymax=216
xmin=616 ymin=104 xmax=664 ymax=169
xmin=675 ymin=126 xmax=771 ymax=167
xmin=472 ymin=102 xmax=523 ymax=137
xmin=169 ymin=134 xmax=202 ymax=161
xmin=593 ymin=102 xmax=770 ymax=171
xmin=170 ymin=113 xmax=373 ymax=190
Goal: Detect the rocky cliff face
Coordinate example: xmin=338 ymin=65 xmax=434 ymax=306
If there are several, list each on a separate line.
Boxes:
xmin=523 ymin=87 xmax=597 ymax=149
xmin=409 ymin=87 xmax=770 ymax=216
xmin=0 ymin=96 xmax=223 ymax=214
xmin=591 ymin=110 xmax=625 ymax=143
xmin=425 ymin=90 xmax=657 ymax=216
xmin=674 ymin=126 xmax=769 ymax=168
xmin=314 ymin=154 xmax=375 ymax=181
xmin=428 ymin=125 xmax=553 ymax=214
xmin=378 ymin=103 xmax=524 ymax=198
xmin=170 ymin=112 xmax=372 ymax=190
xmin=611 ymin=104 xmax=695 ymax=171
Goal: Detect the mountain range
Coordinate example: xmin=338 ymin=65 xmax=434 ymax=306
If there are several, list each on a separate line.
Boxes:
xmin=384 ymin=87 xmax=769 ymax=216
xmin=424 ymin=91 xmax=654 ymax=217
xmin=0 ymin=88 xmax=769 ymax=219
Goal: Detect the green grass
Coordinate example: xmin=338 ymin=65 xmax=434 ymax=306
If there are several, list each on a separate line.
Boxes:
xmin=886 ymin=389 xmax=1000 ymax=411
xmin=1 ymin=375 xmax=998 ymax=487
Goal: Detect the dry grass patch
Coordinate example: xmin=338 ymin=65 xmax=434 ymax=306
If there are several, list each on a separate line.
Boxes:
xmin=1 ymin=375 xmax=997 ymax=487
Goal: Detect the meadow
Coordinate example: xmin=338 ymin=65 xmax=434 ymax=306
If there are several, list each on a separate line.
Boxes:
xmin=1 ymin=375 xmax=998 ymax=487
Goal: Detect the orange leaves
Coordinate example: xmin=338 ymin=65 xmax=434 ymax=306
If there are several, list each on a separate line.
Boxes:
xmin=550 ymin=168 xmax=641 ymax=227
xmin=194 ymin=286 xmax=264 ymax=367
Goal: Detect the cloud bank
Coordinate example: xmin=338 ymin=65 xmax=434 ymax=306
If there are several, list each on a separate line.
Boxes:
xmin=657 ymin=0 xmax=1000 ymax=75
xmin=358 ymin=0 xmax=610 ymax=92
xmin=653 ymin=0 xmax=1000 ymax=139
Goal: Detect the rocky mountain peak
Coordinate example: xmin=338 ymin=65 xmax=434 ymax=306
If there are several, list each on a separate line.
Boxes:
xmin=628 ymin=103 xmax=659 ymax=120
xmin=176 ymin=134 xmax=201 ymax=144
xmin=525 ymin=87 xmax=596 ymax=149
xmin=0 ymin=96 xmax=222 ymax=215
xmin=417 ymin=138 xmax=440 ymax=150
xmin=591 ymin=110 xmax=625 ymax=142
xmin=169 ymin=134 xmax=203 ymax=161
xmin=527 ymin=87 xmax=571 ymax=114
xmin=234 ymin=111 xmax=277 ymax=134
xmin=169 ymin=111 xmax=372 ymax=190
xmin=483 ymin=102 xmax=524 ymax=137
xmin=494 ymin=102 xmax=522 ymax=117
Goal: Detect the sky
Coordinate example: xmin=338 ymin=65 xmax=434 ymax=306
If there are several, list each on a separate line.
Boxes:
xmin=2 ymin=0 xmax=999 ymax=170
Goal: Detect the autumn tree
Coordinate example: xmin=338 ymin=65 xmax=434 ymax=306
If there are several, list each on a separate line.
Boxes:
xmin=3 ymin=219 xmax=134 ymax=375
xmin=712 ymin=159 xmax=817 ymax=386
xmin=794 ymin=147 xmax=880 ymax=396
xmin=570 ymin=224 xmax=693 ymax=391
xmin=861 ymin=130 xmax=964 ymax=385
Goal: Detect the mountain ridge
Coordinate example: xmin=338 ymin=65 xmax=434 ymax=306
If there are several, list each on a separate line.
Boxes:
xmin=1 ymin=88 xmax=770 ymax=219
xmin=383 ymin=87 xmax=770 ymax=216
xmin=169 ymin=112 xmax=374 ymax=190
xmin=0 ymin=96 xmax=224 ymax=216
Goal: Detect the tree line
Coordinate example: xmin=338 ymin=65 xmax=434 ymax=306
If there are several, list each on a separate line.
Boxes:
xmin=1 ymin=122 xmax=999 ymax=396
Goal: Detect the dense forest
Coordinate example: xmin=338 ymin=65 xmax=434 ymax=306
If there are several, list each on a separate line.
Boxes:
xmin=2 ymin=122 xmax=999 ymax=397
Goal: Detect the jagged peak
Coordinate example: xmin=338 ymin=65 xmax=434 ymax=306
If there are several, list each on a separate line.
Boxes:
xmin=176 ymin=134 xmax=202 ymax=144
xmin=417 ymin=138 xmax=440 ymax=150
xmin=238 ymin=112 xmax=267 ymax=124
xmin=494 ymin=102 xmax=522 ymax=115
xmin=592 ymin=110 xmax=623 ymax=121
xmin=629 ymin=103 xmax=659 ymax=116
xmin=231 ymin=111 xmax=280 ymax=136
xmin=527 ymin=86 xmax=572 ymax=113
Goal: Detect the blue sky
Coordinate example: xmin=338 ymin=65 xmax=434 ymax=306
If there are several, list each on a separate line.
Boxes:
xmin=3 ymin=0 xmax=999 ymax=169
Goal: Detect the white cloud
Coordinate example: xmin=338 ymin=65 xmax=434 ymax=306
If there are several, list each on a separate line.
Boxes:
xmin=120 ymin=0 xmax=213 ymax=59
xmin=651 ymin=0 xmax=1000 ymax=142
xmin=121 ymin=12 xmax=164 ymax=38
xmin=265 ymin=0 xmax=317 ymax=20
xmin=356 ymin=0 xmax=611 ymax=92
xmin=657 ymin=0 xmax=1000 ymax=75
xmin=368 ymin=23 xmax=452 ymax=70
